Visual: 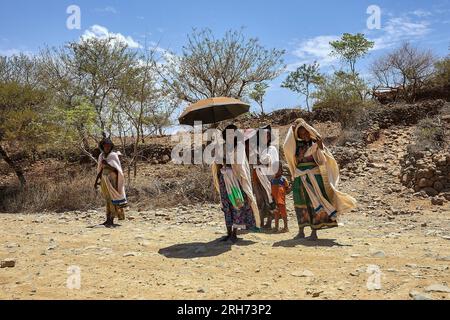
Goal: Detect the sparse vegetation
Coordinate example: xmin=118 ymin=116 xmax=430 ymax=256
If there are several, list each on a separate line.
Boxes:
xmin=410 ymin=117 xmax=446 ymax=151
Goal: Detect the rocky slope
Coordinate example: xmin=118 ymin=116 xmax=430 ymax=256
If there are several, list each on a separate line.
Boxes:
xmin=1 ymin=123 xmax=449 ymax=300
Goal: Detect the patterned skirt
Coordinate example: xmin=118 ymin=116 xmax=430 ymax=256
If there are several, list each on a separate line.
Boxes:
xmin=219 ymin=172 xmax=256 ymax=230
xmin=293 ymin=163 xmax=337 ymax=230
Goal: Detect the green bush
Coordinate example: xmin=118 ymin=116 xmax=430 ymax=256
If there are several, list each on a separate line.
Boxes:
xmin=312 ymin=71 xmax=375 ymax=128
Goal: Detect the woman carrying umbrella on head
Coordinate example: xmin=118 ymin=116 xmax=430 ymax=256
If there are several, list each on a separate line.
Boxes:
xmin=179 ymin=97 xmax=260 ymax=242
xmin=211 ymin=124 xmax=260 ymax=243
xmin=283 ymin=118 xmax=356 ymax=240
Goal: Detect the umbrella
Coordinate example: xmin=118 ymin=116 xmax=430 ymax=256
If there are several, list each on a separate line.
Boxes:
xmin=178 ymin=97 xmax=250 ymax=125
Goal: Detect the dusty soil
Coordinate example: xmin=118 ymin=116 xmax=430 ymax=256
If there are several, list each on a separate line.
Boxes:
xmin=1 ymin=125 xmax=449 ymax=300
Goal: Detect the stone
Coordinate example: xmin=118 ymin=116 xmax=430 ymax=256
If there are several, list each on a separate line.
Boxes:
xmin=123 ymin=252 xmax=138 ymax=257
xmin=422 ymin=187 xmax=438 ymax=197
xmin=291 ymin=270 xmax=314 ymax=277
xmin=431 ymin=197 xmax=444 ymax=206
xmin=436 ymin=256 xmax=450 ymax=261
xmin=409 ymin=291 xmax=433 ymax=300
xmin=424 ymin=284 xmax=450 ymax=293
xmin=312 ymin=291 xmax=323 ymax=298
xmin=433 ymin=181 xmax=444 ymax=192
xmin=138 ymin=240 xmax=151 ymax=247
xmin=418 ymin=178 xmax=429 ymax=187
xmin=371 ymin=250 xmax=385 ymax=258
xmin=1 ymin=258 xmax=16 ymax=268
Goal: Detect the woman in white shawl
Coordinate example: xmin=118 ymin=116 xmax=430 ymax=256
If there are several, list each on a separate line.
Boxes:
xmin=283 ymin=119 xmax=356 ymax=240
xmin=245 ymin=125 xmax=278 ymax=229
xmin=94 ymin=138 xmax=128 ymax=227
xmin=212 ymin=125 xmax=260 ymax=243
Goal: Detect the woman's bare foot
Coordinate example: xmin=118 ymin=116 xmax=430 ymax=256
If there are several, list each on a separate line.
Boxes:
xmin=230 ymin=234 xmax=240 ymax=244
xmin=294 ymin=231 xmax=305 ymax=239
xmin=221 ymin=227 xmax=232 ymax=242
xmin=229 ymin=229 xmax=239 ymax=244
xmin=102 ymin=216 xmax=114 ymax=227
xmin=308 ymin=230 xmax=318 ymax=241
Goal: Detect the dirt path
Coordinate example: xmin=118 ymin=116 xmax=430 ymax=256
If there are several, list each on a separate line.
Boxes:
xmin=1 ymin=125 xmax=449 ymax=300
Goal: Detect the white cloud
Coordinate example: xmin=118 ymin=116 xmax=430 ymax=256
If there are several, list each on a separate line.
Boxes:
xmin=82 ymin=25 xmax=142 ymax=49
xmin=287 ymin=11 xmax=433 ymax=73
xmin=95 ymin=6 xmax=118 ymax=14
xmin=288 ymin=35 xmax=340 ymax=71
xmin=410 ymin=9 xmax=432 ymax=17
xmin=371 ymin=17 xmax=431 ymax=50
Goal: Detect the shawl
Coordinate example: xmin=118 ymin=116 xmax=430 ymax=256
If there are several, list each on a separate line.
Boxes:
xmin=97 ymin=151 xmax=127 ymax=204
xmin=212 ymin=148 xmax=261 ymax=228
xmin=283 ymin=118 xmax=357 ymax=214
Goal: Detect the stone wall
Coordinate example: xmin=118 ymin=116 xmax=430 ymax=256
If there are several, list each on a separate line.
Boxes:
xmin=400 ymin=150 xmax=450 ymax=204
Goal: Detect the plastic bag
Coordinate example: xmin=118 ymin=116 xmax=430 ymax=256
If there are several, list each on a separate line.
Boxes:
xmin=221 ymin=167 xmax=245 ymax=209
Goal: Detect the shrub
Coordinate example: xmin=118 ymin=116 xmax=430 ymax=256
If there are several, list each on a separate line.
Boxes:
xmin=312 ymin=71 xmax=374 ymax=128
xmin=411 ymin=117 xmax=445 ymax=151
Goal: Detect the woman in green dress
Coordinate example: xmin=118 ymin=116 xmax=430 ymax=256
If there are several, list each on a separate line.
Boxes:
xmin=283 ymin=119 xmax=357 ymax=240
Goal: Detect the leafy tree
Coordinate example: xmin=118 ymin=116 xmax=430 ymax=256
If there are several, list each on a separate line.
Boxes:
xmin=281 ymin=62 xmax=323 ymax=111
xmin=330 ymin=33 xmax=374 ymax=76
xmin=433 ymin=56 xmax=450 ymax=87
xmin=161 ymin=28 xmax=285 ymax=103
xmin=115 ymin=48 xmax=179 ymax=178
xmin=249 ymin=82 xmax=269 ymax=115
xmin=40 ymin=37 xmax=139 ymax=136
xmin=312 ymin=71 xmax=371 ymax=127
xmin=0 ymin=80 xmax=49 ymax=187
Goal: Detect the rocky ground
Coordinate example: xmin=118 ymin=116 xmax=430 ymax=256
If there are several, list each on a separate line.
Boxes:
xmin=1 ymin=125 xmax=449 ymax=300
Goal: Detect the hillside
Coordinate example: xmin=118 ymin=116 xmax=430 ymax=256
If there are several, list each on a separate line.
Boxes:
xmin=0 ymin=99 xmax=449 ymax=300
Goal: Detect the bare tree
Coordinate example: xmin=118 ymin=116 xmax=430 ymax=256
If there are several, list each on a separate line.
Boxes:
xmin=161 ymin=28 xmax=285 ymax=103
xmin=115 ymin=47 xmax=179 ymax=179
xmin=371 ymin=42 xmax=435 ymax=102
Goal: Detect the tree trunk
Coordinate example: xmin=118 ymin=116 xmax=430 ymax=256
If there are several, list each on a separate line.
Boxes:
xmin=306 ymin=85 xmax=310 ymax=112
xmin=0 ymin=144 xmax=26 ymax=187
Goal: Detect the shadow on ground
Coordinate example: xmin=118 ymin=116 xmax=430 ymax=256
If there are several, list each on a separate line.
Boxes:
xmin=158 ymin=238 xmax=256 ymax=259
xmin=272 ymin=238 xmax=351 ymax=248
xmin=86 ymin=223 xmax=122 ymax=229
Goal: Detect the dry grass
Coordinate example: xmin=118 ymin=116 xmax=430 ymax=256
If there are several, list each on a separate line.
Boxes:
xmin=410 ymin=117 xmax=446 ymax=152
xmin=0 ymin=168 xmax=103 ymax=213
xmin=0 ymin=163 xmax=220 ymax=213
xmin=126 ymin=164 xmax=218 ymax=210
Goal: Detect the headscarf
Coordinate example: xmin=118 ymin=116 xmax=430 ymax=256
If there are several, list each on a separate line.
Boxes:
xmin=99 ymin=137 xmax=115 ymax=155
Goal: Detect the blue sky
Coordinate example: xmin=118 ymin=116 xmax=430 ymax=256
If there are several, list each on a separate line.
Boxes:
xmin=1 ymin=0 xmax=449 ymax=114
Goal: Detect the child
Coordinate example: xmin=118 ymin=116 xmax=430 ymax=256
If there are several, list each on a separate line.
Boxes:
xmin=271 ymin=164 xmax=291 ymax=233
